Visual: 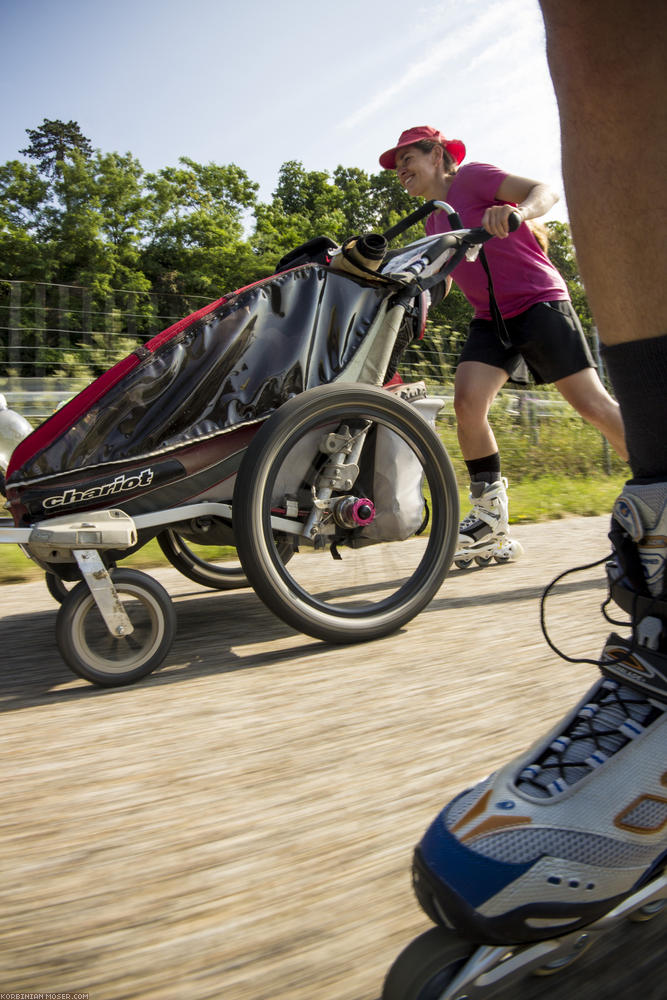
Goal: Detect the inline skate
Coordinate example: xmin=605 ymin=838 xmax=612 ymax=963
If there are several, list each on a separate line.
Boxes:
xmin=454 ymin=477 xmax=523 ymax=570
xmin=382 ymin=480 xmax=667 ymax=998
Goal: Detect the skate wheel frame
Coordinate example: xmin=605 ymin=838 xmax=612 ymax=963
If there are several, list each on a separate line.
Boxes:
xmin=383 ymin=868 xmax=667 ymax=998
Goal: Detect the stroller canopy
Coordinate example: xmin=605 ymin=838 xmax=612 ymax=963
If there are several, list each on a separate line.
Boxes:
xmin=7 ymin=264 xmax=392 ymax=489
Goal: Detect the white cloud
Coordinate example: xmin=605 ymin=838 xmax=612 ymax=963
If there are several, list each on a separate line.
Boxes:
xmin=337 ymin=0 xmax=544 ymax=130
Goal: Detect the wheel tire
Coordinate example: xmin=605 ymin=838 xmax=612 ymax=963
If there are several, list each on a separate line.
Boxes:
xmin=454 ymin=558 xmax=473 ymax=570
xmin=45 ymin=571 xmax=74 ymax=604
xmin=233 ymin=383 xmax=459 ymax=644
xmin=474 ymin=555 xmax=493 ymax=567
xmin=157 ymin=528 xmax=294 ymax=590
xmin=56 ymin=568 xmax=176 ymax=687
xmin=157 ymin=528 xmax=249 ymax=590
xmin=382 ymin=928 xmax=474 ymax=1000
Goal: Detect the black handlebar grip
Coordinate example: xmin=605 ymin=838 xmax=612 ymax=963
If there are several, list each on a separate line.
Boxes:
xmin=382 ymin=201 xmax=437 ymax=241
xmin=508 ymin=210 xmax=522 ymax=232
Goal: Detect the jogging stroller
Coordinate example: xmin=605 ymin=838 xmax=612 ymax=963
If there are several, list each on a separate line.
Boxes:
xmin=1 ymin=201 xmax=505 ymax=686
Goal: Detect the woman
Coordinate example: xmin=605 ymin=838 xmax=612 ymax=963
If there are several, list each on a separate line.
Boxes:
xmin=379 ymin=125 xmax=627 ymax=564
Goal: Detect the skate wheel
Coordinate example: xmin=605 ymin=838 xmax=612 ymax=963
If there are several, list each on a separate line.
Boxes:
xmin=494 ymin=552 xmax=511 ymax=564
xmin=628 ymin=897 xmax=666 ymax=922
xmin=454 ymin=557 xmax=473 ymax=570
xmin=474 ymin=555 xmax=493 ymax=567
xmin=382 ymin=927 xmax=475 ymax=1000
xmin=533 ymin=933 xmax=592 ymax=974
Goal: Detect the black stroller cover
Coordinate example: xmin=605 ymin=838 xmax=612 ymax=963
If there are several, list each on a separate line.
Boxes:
xmin=6 ymin=263 xmax=401 ymax=525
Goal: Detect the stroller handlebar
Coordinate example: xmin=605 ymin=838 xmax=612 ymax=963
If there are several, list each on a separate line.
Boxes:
xmin=382 ymin=208 xmax=522 ymax=282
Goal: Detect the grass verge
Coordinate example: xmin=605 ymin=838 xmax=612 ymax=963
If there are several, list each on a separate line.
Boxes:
xmin=0 ymin=472 xmax=625 ymax=587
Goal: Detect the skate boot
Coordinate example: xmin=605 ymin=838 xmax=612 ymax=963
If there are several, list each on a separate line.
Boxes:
xmin=382 ymin=481 xmax=667 ymax=999
xmin=454 ymin=477 xmax=523 ymax=569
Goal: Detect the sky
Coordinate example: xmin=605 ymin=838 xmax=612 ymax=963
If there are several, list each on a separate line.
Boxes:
xmin=0 ymin=0 xmax=567 ymax=221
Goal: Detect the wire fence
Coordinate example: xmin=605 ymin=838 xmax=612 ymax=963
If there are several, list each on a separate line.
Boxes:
xmin=0 ymin=279 xmax=614 ymax=477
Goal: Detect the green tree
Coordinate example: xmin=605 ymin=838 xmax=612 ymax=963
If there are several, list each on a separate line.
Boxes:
xmin=142 ymin=158 xmax=258 ymax=297
xmin=20 ymin=118 xmax=93 ymax=177
xmin=94 ymin=151 xmax=151 ymax=292
xmin=545 ymin=220 xmax=593 ymax=333
xmin=252 ymin=160 xmax=346 ymax=267
xmin=0 ymin=160 xmax=52 ymax=279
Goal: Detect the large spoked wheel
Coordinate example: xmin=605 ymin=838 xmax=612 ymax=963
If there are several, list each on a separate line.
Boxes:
xmin=157 ymin=528 xmax=249 ymax=590
xmin=233 ymin=383 xmax=459 ymax=644
xmin=55 ymin=568 xmax=176 ymax=687
xmin=382 ymin=928 xmax=475 ymax=1000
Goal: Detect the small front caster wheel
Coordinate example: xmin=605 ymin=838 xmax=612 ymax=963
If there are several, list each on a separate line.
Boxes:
xmin=382 ymin=927 xmax=475 ymax=1000
xmin=56 ymin=568 xmax=176 ymax=687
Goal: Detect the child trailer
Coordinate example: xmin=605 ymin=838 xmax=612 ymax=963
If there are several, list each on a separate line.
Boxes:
xmin=0 ymin=203 xmax=518 ymax=686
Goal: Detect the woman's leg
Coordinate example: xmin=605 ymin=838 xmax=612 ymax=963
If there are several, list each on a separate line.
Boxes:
xmin=554 ymin=367 xmax=628 ymax=460
xmin=453 ymin=361 xmax=508 ymax=461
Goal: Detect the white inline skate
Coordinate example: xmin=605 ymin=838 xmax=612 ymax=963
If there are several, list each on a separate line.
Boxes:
xmin=382 ymin=480 xmax=667 ymax=999
xmin=454 ymin=477 xmax=523 ymax=570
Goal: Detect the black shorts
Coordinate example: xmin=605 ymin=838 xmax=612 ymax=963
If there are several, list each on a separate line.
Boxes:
xmin=459 ymin=300 xmax=596 ymax=385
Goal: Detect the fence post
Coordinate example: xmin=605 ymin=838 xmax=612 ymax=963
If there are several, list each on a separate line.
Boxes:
xmin=82 ymin=287 xmax=91 ymax=351
xmin=9 ymin=281 xmax=21 ymax=373
xmin=105 ymin=293 xmax=115 ymax=365
xmin=35 ymin=283 xmax=45 ymax=377
xmin=126 ymin=291 xmax=137 ymax=343
xmin=58 ymin=284 xmax=70 ymax=354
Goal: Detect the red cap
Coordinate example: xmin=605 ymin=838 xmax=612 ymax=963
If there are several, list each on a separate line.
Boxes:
xmin=379 ymin=126 xmax=466 ymax=170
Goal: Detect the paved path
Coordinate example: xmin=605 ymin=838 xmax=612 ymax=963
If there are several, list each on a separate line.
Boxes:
xmin=1 ymin=516 xmax=664 ymax=999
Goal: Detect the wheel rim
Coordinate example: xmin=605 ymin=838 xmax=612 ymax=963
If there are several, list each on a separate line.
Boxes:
xmin=234 ymin=386 xmax=458 ymax=642
xmin=70 ymin=583 xmax=166 ymax=674
xmin=261 ymin=418 xmax=447 ymax=623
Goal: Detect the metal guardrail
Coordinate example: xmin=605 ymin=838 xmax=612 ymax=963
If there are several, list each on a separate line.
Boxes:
xmin=0 ymin=377 xmax=86 ymax=421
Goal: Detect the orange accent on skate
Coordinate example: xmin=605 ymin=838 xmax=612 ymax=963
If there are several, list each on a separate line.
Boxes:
xmin=640 ymin=534 xmax=667 ymax=548
xmin=603 ymin=647 xmax=649 ymax=674
xmin=449 ymin=789 xmax=493 ymax=834
xmin=614 ymin=794 xmax=667 ymax=834
xmin=460 ymin=814 xmax=532 ymax=843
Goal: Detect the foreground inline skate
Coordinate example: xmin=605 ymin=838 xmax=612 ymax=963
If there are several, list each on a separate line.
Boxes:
xmin=454 ymin=477 xmax=524 ymax=570
xmin=382 ymin=480 xmax=667 ymax=999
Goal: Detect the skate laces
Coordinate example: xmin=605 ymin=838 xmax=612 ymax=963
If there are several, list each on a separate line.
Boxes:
xmin=517 ymin=676 xmax=660 ymax=798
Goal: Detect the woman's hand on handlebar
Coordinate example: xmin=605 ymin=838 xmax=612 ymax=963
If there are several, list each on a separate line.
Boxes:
xmin=481 ymin=204 xmax=523 ymax=238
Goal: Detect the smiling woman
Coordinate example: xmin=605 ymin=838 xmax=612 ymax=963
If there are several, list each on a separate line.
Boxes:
xmin=379 ymin=124 xmax=626 ymax=569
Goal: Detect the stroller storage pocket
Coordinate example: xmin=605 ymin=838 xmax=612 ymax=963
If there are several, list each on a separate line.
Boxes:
xmin=360 ymin=394 xmax=445 ymax=543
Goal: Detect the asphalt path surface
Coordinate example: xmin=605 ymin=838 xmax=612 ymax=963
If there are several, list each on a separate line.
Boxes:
xmin=1 ymin=515 xmax=665 ymax=999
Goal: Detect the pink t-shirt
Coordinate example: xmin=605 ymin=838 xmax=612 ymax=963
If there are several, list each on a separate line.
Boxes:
xmin=424 ymin=162 xmax=569 ymax=320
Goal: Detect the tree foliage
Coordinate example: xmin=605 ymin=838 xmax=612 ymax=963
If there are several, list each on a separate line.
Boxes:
xmin=2 ymin=118 xmax=594 ymax=382
xmin=19 ymin=118 xmax=93 ymax=177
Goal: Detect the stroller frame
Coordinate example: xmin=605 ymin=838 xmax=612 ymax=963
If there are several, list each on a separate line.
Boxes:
xmin=0 ymin=202 xmax=511 ymax=686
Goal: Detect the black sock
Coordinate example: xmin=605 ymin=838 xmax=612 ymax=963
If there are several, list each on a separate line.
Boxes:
xmin=603 ymin=333 xmax=667 ymax=480
xmin=465 ymin=452 xmax=501 ymax=485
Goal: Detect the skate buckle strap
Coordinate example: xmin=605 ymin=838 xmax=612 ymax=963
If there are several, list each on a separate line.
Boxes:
xmin=607 ymin=562 xmax=667 ymax=628
xmin=601 ymin=633 xmax=667 ymax=701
